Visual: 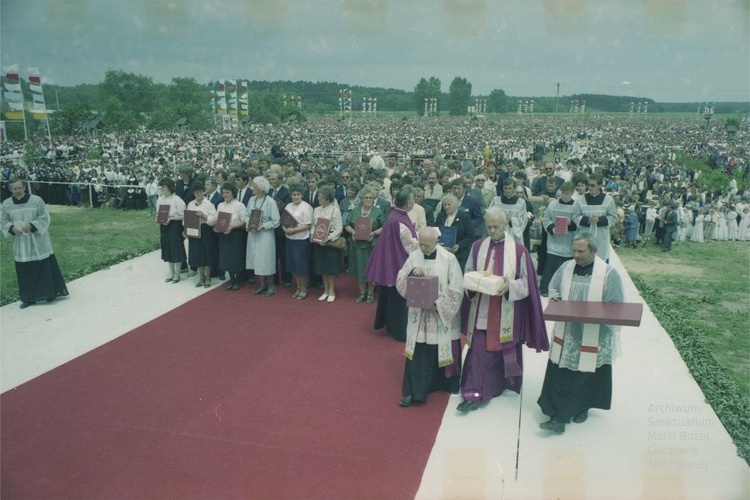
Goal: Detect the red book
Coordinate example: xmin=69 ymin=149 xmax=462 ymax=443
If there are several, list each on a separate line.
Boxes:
xmin=354 ymin=216 xmax=372 ymax=241
xmin=247 ymin=209 xmax=262 ymax=232
xmin=553 ymin=216 xmax=569 ymax=235
xmin=215 ymin=211 xmax=232 ymax=233
xmin=280 ymin=210 xmax=299 ymax=229
xmin=156 ymin=204 xmax=170 ymax=224
xmin=312 ymin=217 xmax=331 ymax=244
xmin=406 ymin=275 xmax=439 ymax=309
xmin=544 ymin=300 xmax=644 ymax=327
xmin=184 ymin=210 xmax=201 ymax=238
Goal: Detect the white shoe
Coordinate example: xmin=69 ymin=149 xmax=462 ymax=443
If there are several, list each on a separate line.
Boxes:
xmin=327 ymin=295 xmax=336 ymax=303
xmin=318 ymin=293 xmax=329 ymax=301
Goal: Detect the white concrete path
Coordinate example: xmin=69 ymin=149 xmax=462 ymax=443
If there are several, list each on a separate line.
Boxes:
xmin=1 ymin=250 xmax=748 ymax=499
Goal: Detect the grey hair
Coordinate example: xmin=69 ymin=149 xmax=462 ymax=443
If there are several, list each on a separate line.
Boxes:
xmin=252 ymin=175 xmax=271 ymax=193
xmin=573 ymin=232 xmax=599 ymax=253
xmin=441 ymin=193 xmax=459 ymax=207
xmin=484 ymin=206 xmax=508 ymax=222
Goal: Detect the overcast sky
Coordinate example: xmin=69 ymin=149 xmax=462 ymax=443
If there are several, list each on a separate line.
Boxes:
xmin=1 ymin=0 xmax=748 ymax=102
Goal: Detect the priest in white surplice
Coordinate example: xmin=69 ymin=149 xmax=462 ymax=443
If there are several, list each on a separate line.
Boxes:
xmin=395 ymin=227 xmax=464 ymax=407
xmin=1 ymin=178 xmax=69 ymax=309
xmin=537 ymin=232 xmax=624 ymax=434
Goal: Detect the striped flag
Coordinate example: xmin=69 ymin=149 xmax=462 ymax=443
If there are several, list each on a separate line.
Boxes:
xmin=26 ymin=67 xmax=48 ymax=119
xmin=4 ymin=64 xmax=19 ymax=81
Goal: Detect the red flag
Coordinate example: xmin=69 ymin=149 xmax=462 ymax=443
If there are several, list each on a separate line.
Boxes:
xmin=29 ymin=75 xmax=41 ymax=84
xmin=6 ymin=72 xmax=19 ymax=81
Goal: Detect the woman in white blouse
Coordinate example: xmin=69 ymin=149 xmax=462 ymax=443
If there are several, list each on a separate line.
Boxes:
xmin=183 ymin=181 xmax=218 ymax=288
xmin=156 ymin=178 xmax=186 ymax=283
xmin=214 ymin=182 xmax=248 ymax=291
xmin=283 ymin=184 xmax=314 ymax=300
xmin=311 ymin=185 xmax=343 ymax=303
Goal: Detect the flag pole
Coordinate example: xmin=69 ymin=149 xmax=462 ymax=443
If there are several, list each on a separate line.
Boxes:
xmin=514 ymin=374 xmax=523 ymax=480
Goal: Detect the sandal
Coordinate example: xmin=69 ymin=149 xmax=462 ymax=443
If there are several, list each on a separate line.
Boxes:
xmin=195 ymin=281 xmax=204 ymax=288
xmin=366 ymin=294 xmax=374 ymax=303
xmin=297 ymin=290 xmax=307 ymax=300
xmin=165 ymin=276 xmax=175 ymax=283
xmin=356 ymin=294 xmax=366 ymax=303
xmin=204 ymin=281 xmax=211 ymax=288
xmin=292 ymin=290 xmax=301 ymax=299
xmin=172 ymin=277 xmax=180 ymax=284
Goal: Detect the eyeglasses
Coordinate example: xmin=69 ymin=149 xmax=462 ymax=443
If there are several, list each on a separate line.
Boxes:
xmin=341 ymin=176 xmax=350 ymax=179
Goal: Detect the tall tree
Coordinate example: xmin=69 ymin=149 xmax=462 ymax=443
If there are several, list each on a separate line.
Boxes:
xmin=99 ymin=70 xmax=156 ymax=115
xmin=448 ymin=77 xmax=472 ymax=116
xmin=487 ymin=88 xmax=508 ymax=113
xmin=413 ymin=76 xmax=441 ymax=116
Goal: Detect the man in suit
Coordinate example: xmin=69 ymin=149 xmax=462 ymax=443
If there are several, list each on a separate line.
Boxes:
xmin=175 ymin=163 xmax=196 ymax=205
xmin=175 ymin=163 xmax=195 ymax=275
xmin=413 ymin=188 xmax=435 ymax=228
xmin=451 ymin=178 xmax=484 ymax=234
xmin=335 ymin=169 xmax=352 ymax=203
xmin=236 ymin=173 xmax=252 ymax=207
xmin=203 ymin=177 xmax=225 ymax=281
xmin=205 ymin=178 xmax=222 ymax=208
xmin=303 ymin=172 xmax=320 ymax=208
xmin=267 ymin=169 xmax=293 ymax=287
xmin=531 ymin=161 xmax=565 ymax=203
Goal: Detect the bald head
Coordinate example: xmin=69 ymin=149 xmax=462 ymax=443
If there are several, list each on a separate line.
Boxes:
xmin=484 ymin=207 xmax=508 ymax=242
xmin=419 ymin=227 xmax=440 ymax=255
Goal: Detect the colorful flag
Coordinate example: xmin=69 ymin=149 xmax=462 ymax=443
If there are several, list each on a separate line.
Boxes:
xmin=3 ymin=91 xmax=23 ymax=101
xmin=4 ymin=64 xmax=19 ymax=81
xmin=5 ymin=111 xmax=24 ymax=120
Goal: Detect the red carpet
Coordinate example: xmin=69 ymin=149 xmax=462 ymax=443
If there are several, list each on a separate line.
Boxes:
xmin=1 ymin=280 xmax=449 ymax=499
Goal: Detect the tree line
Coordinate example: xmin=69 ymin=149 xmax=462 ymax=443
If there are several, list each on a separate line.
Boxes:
xmin=2 ymin=69 xmax=747 ymax=139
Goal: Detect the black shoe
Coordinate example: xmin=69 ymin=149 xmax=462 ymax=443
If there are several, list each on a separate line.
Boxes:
xmin=456 ymin=400 xmax=480 ymax=412
xmin=572 ymin=410 xmax=589 ymax=424
xmin=231 ymin=282 xmax=240 ymax=291
xmin=225 ymin=281 xmax=235 ymax=290
xmin=540 ymin=417 xmax=565 ymax=434
xmin=20 ymin=301 xmax=35 ymax=309
xmin=252 ymin=286 xmax=268 ymax=295
xmin=399 ymin=396 xmax=414 ymax=407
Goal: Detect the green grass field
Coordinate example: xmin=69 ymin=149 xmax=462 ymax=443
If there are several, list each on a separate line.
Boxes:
xmin=1 ymin=206 xmax=159 ymax=306
xmin=1 ymin=206 xmax=748 ymax=462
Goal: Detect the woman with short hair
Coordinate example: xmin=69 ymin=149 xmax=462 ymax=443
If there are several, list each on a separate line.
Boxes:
xmin=311 ymin=185 xmax=343 ymax=302
xmin=156 ymin=177 xmax=186 ymax=283
xmin=214 ymin=182 xmax=247 ymax=290
xmin=345 ymin=186 xmax=385 ymax=303
xmin=246 ymin=176 xmax=280 ymax=296
xmin=283 ymin=184 xmax=314 ymax=299
xmin=184 ymin=181 xmax=218 ymax=288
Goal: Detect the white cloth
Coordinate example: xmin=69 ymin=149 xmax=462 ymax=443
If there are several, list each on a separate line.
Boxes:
xmin=156 ymin=194 xmax=186 ymax=219
xmin=548 ymin=259 xmax=624 ymax=370
xmin=396 ymin=246 xmax=464 ymax=367
xmin=1 ymin=195 xmax=55 ymax=262
xmin=246 ymin=195 xmax=280 ymax=274
xmin=542 ymin=199 xmax=582 ymax=257
xmin=284 ymin=201 xmax=314 ymax=240
xmin=576 ymin=193 xmax=617 ymax=261
xmin=489 ymin=196 xmax=527 ymax=241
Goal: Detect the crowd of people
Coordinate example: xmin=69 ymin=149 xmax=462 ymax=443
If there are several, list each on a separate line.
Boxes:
xmin=2 ymin=114 xmax=747 ymax=430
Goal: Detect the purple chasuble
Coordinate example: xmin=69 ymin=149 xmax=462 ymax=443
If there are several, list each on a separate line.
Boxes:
xmin=469 ymin=237 xmax=549 ymax=352
xmin=365 ymin=208 xmax=416 ymax=286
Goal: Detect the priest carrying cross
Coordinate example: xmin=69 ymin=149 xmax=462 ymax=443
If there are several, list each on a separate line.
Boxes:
xmin=457 ymin=207 xmax=549 ymax=412
xmin=537 ymin=231 xmax=625 ymax=434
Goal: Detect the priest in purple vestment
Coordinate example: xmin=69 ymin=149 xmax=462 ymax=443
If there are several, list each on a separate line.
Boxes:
xmin=365 ymin=188 xmax=419 ymax=341
xmin=457 ymin=207 xmax=549 ymax=412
